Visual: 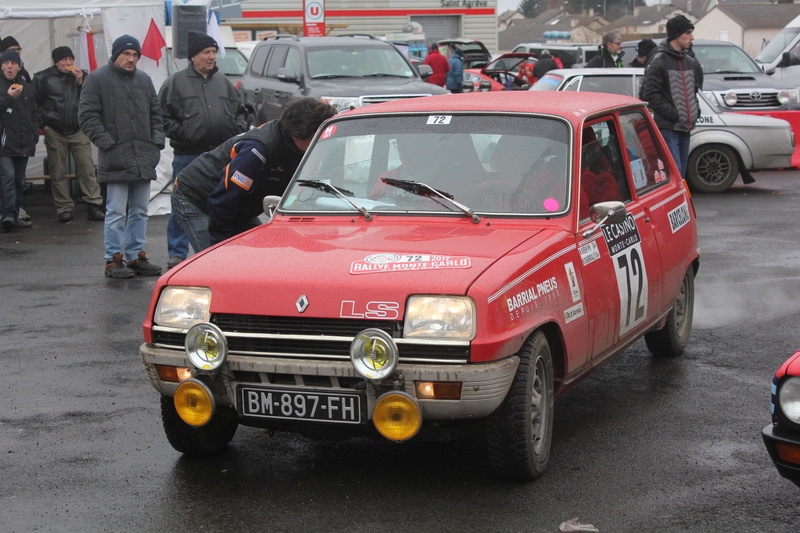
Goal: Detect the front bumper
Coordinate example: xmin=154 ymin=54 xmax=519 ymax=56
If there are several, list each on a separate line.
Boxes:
xmin=762 ymin=423 xmax=800 ymax=485
xmin=141 ymin=343 xmax=519 ymax=422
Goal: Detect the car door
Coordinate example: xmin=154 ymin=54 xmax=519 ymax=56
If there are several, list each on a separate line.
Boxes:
xmin=259 ymin=44 xmax=292 ymax=123
xmin=576 ymin=115 xmax=664 ymax=360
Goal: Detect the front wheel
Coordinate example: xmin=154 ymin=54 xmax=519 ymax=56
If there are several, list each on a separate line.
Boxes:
xmin=645 ymin=268 xmax=695 ymax=357
xmin=160 ymin=395 xmax=239 ymax=456
xmin=486 ymin=331 xmax=554 ymax=481
xmin=686 ymin=144 xmax=739 ymax=193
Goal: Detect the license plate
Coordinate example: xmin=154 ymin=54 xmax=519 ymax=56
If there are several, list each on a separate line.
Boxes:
xmin=239 ymin=386 xmax=364 ymax=424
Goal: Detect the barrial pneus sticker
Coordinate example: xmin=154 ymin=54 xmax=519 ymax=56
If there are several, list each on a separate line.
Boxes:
xmin=601 ymin=213 xmax=648 ymax=336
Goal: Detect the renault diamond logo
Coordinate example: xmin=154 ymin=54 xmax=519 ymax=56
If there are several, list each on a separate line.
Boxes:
xmin=296 ymin=295 xmax=309 ymax=313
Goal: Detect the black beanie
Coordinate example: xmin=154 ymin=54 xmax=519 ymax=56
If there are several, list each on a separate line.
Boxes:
xmin=187 ymin=31 xmax=218 ymax=58
xmin=0 ymin=50 xmax=21 ymax=65
xmin=667 ymin=15 xmax=694 ymax=42
xmin=111 ymin=34 xmax=141 ymax=62
xmin=1 ymin=36 xmax=20 ymax=52
xmin=52 ymin=46 xmax=74 ymax=64
xmin=637 ymin=38 xmax=656 ymax=57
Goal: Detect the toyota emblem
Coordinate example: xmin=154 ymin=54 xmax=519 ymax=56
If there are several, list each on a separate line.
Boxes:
xmin=750 ymin=91 xmax=762 ymax=101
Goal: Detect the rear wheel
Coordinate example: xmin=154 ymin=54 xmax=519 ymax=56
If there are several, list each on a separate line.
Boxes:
xmin=160 ymin=395 xmax=238 ymax=455
xmin=686 ymin=144 xmax=739 ymax=193
xmin=486 ymin=331 xmax=554 ymax=481
xmin=645 ymin=268 xmax=695 ymax=357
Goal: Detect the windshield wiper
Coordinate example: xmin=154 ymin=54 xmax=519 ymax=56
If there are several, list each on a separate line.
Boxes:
xmin=381 ymin=177 xmax=481 ymax=223
xmin=311 ymin=74 xmax=362 ymax=79
xmin=361 ymin=73 xmax=408 ymax=78
xmin=296 ymin=180 xmax=373 ymax=221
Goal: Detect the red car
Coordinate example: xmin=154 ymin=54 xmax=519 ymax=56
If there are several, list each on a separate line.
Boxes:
xmin=462 ymin=69 xmax=504 ymax=92
xmin=473 ymin=52 xmax=540 ymax=90
xmin=763 ymin=350 xmax=800 ymax=486
xmin=140 ymin=92 xmax=699 ymax=481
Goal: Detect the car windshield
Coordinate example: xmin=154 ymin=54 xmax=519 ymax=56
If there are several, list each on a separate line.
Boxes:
xmin=172 ymin=48 xmax=248 ymax=77
xmin=282 ymin=114 xmax=571 ymax=217
xmin=530 ymin=73 xmax=563 ymax=90
xmin=693 ymin=44 xmax=761 ymax=74
xmin=755 ymin=27 xmax=800 ymax=64
xmin=307 ymin=46 xmax=414 ymax=78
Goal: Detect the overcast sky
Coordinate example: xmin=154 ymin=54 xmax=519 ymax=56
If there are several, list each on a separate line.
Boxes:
xmin=496 ymin=0 xmax=661 ymax=15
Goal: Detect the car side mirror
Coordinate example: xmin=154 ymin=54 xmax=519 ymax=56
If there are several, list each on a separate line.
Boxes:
xmin=263 ymin=195 xmax=281 ymax=220
xmin=277 ymin=67 xmax=300 ymax=85
xmin=582 ymin=201 xmax=627 ymax=238
xmin=416 ymin=64 xmax=433 ymax=79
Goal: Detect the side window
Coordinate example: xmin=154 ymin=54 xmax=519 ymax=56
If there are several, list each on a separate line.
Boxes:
xmin=579 ymin=119 xmax=632 ymax=220
xmin=248 ymin=45 xmax=270 ymax=78
xmin=619 ymin=111 xmax=671 ymax=194
xmin=265 ymin=45 xmax=289 ymax=79
xmin=562 ymin=77 xmax=582 ymax=91
xmin=285 ymin=48 xmax=302 ymax=76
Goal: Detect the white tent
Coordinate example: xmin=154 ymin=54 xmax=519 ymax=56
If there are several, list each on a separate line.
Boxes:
xmin=1 ymin=1 xmax=173 ymax=215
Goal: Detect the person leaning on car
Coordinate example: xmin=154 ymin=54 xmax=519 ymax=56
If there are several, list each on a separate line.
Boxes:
xmin=33 ymin=46 xmax=106 ymax=223
xmin=158 ymin=30 xmax=247 ymax=269
xmin=585 ymin=32 xmax=624 ymax=68
xmin=171 ymin=97 xmax=337 ymax=250
xmin=640 ymin=15 xmax=702 ymax=178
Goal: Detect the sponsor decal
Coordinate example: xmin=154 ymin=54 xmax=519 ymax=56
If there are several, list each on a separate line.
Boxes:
xmin=250 ymin=147 xmax=266 ymax=164
xmin=602 ymin=213 xmax=648 ymax=336
xmin=564 ymin=262 xmax=581 ymax=303
xmin=506 ymin=276 xmax=558 ymax=313
xmin=426 ymin=115 xmax=452 ymax=125
xmin=321 ymin=124 xmax=337 ymax=139
xmin=231 ymin=170 xmax=253 ymax=190
xmin=579 ymin=241 xmax=601 ymax=266
xmin=351 ymin=253 xmax=471 ymax=274
xmin=667 ymin=202 xmax=691 ymax=233
xmin=601 ymin=213 xmax=641 ymax=256
xmin=340 ymin=300 xmax=400 ymax=320
xmin=564 ymin=302 xmax=585 ymax=323
xmin=696 ymin=115 xmax=714 ymax=124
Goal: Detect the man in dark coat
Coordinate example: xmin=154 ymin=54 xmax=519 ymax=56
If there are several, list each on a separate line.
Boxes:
xmin=171 ymin=97 xmax=336 ymax=250
xmin=629 ymin=38 xmax=657 ymax=68
xmin=423 ymin=44 xmax=449 ymax=87
xmin=33 ymin=46 xmax=105 ymax=223
xmin=79 ymin=35 xmax=165 ymax=279
xmin=159 ymin=30 xmax=247 ymax=268
xmin=446 ymin=48 xmax=464 ymax=93
xmin=533 ymin=50 xmax=559 ymax=80
xmin=0 ymin=49 xmax=39 ymax=231
xmin=0 ymin=36 xmax=31 ymax=83
xmin=640 ymin=15 xmax=701 ymax=178
xmin=586 ymin=32 xmax=624 ymax=68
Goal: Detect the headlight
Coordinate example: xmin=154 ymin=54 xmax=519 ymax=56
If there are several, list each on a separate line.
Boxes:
xmin=723 ymin=91 xmax=738 ymax=107
xmin=320 ymin=96 xmax=360 ymax=112
xmin=174 ymin=378 xmax=215 ymax=427
xmin=185 ymin=322 xmax=228 ymax=372
xmin=404 ymin=296 xmax=476 ymax=339
xmin=777 ymin=90 xmax=793 ymax=105
xmin=153 ymin=287 xmax=211 ymax=329
xmin=779 ymin=377 xmax=800 ymax=423
xmin=350 ymin=328 xmax=398 ymax=380
xmin=373 ymin=392 xmax=421 ymax=441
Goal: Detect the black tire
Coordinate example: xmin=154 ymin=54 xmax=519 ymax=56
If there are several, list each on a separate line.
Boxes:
xmin=160 ymin=395 xmax=238 ymax=456
xmin=686 ymin=144 xmax=739 ymax=194
xmin=645 ymin=268 xmax=695 ymax=357
xmin=486 ymin=331 xmax=554 ymax=481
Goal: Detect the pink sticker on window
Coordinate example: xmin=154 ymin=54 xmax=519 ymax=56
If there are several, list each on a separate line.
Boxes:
xmin=543 ymin=198 xmax=559 ymax=212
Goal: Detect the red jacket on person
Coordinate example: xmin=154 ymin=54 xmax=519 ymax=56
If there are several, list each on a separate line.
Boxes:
xmin=423 ymin=48 xmax=449 ymax=87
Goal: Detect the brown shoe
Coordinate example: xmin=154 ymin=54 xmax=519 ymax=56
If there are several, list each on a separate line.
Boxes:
xmin=105 ymin=253 xmax=135 ymax=279
xmin=127 ymin=251 xmax=162 ymax=276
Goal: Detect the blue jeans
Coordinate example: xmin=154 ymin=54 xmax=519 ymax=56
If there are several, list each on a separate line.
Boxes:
xmin=0 ymin=156 xmax=29 ymax=220
xmin=660 ymin=129 xmax=691 ymax=179
xmin=171 ymin=185 xmax=211 ymax=253
xmin=105 ymin=180 xmax=151 ymax=262
xmin=167 ymin=154 xmax=198 ymax=258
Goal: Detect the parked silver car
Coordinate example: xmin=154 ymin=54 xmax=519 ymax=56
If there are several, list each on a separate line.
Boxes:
xmin=531 ymin=68 xmax=796 ymax=193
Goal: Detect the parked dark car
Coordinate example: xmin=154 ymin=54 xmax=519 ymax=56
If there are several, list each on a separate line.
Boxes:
xmin=437 ymin=38 xmax=493 ymax=69
xmin=239 ymin=34 xmax=448 ymax=128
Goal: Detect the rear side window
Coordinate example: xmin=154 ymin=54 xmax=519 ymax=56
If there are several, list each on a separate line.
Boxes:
xmin=248 ymin=45 xmax=270 ymax=77
xmin=619 ymin=110 xmax=671 ymax=194
xmin=265 ymin=45 xmax=289 ymax=79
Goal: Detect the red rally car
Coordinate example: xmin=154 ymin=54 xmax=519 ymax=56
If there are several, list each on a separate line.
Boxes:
xmin=140 ymin=91 xmax=700 ymax=481
xmin=763 ymin=350 xmax=800 ymax=486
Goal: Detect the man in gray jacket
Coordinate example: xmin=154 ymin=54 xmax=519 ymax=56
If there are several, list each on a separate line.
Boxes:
xmin=79 ymin=35 xmax=165 ymax=279
xmin=159 ymin=30 xmax=246 ymax=269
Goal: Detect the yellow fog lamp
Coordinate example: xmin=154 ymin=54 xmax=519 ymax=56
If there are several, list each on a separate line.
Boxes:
xmin=350 ymin=328 xmax=399 ymax=380
xmin=373 ymin=392 xmax=421 ymax=441
xmin=185 ymin=322 xmax=228 ymax=372
xmin=174 ymin=378 xmax=215 ymax=427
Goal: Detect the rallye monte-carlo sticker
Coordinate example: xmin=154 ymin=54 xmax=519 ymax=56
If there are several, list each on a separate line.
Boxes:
xmin=602 ymin=213 xmax=648 ymax=336
xmin=351 ymin=253 xmax=471 ymax=274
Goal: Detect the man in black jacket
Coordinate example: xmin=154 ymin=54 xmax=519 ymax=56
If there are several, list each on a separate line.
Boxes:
xmin=159 ymin=30 xmax=247 ymax=269
xmin=34 ymin=46 xmax=105 ymax=223
xmin=585 ymin=32 xmax=624 ymax=68
xmin=640 ymin=15 xmax=701 ymax=178
xmin=1 ymin=49 xmax=39 ymax=231
xmin=171 ymin=97 xmax=336 ymax=251
xmin=79 ymin=35 xmax=165 ymax=279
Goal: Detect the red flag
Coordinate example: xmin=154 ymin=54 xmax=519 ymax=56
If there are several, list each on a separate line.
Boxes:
xmin=141 ymin=18 xmax=166 ymax=66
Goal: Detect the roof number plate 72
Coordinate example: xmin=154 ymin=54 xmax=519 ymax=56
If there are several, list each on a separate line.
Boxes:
xmin=427 ymin=115 xmax=452 ymax=125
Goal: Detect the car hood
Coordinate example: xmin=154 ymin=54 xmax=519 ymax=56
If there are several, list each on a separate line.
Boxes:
xmin=706 ymin=109 xmax=791 ymax=129
xmin=307 ymin=77 xmax=446 ymax=95
xmin=168 ymin=220 xmax=545 ymax=317
xmin=703 ymin=74 xmax=794 ymax=91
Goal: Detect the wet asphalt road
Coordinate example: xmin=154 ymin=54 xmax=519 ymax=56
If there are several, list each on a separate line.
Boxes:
xmin=2 ymin=172 xmax=799 ymax=532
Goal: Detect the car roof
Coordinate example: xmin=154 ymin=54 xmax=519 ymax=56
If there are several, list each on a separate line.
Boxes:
xmin=547 ymin=67 xmax=644 ymax=77
xmin=621 ymin=38 xmax=738 ymax=47
xmin=256 ymin=36 xmax=393 ymax=49
xmin=337 ymin=91 xmax=644 ymax=125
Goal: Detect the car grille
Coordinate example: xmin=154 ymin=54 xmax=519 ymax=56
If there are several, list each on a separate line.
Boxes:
xmin=152 ymin=313 xmax=470 ymax=364
xmin=359 ymin=94 xmax=434 ymax=106
xmin=720 ymin=90 xmax=781 ymax=108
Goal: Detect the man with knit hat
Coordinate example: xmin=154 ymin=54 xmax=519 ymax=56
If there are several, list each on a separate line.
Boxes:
xmin=158 ymin=30 xmax=246 ymax=269
xmin=0 ymin=36 xmax=31 ymax=83
xmin=629 ymin=38 xmax=657 ymax=68
xmin=79 ymin=34 xmax=165 ymax=279
xmin=640 ymin=14 xmax=702 ymax=178
xmin=33 ymin=46 xmax=105 ymax=223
